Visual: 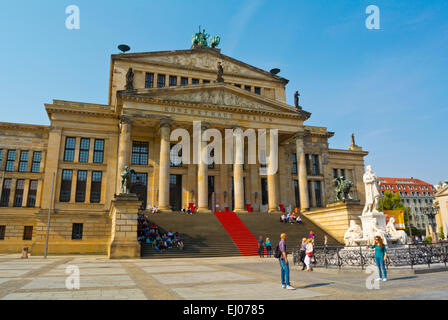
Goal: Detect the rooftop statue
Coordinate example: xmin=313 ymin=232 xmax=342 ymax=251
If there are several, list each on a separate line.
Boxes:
xmin=294 ymin=90 xmax=300 ymax=108
xmin=192 ymin=26 xmax=220 ymax=48
xmin=125 ymin=68 xmax=134 ymax=91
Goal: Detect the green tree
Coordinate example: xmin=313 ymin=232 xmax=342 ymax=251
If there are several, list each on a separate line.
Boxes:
xmin=440 ymin=227 xmax=445 ymax=240
xmin=377 ymin=190 xmax=406 ymax=211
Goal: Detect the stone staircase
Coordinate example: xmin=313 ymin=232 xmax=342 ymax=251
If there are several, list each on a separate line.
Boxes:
xmin=236 ymin=212 xmax=340 ymax=254
xmin=140 ymin=211 xmax=340 ymax=259
xmin=140 ymin=212 xmax=242 ymax=259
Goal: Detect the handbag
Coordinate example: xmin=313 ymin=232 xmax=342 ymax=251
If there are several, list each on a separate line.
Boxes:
xmin=307 ymin=252 xmax=313 ymax=257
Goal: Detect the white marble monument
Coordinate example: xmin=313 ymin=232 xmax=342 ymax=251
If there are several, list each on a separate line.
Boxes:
xmin=343 ymin=165 xmax=407 ymax=246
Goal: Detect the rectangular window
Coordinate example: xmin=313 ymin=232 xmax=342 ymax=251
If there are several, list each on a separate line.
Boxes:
xmin=244 ymin=85 xmax=251 ymax=92
xmin=180 ymin=77 xmax=188 ymax=86
xmin=0 ymin=179 xmax=11 ymax=207
xmin=192 ymin=78 xmax=199 ymax=84
xmin=340 ymin=169 xmax=345 ymax=177
xmin=0 ymin=226 xmax=5 ymax=240
xmin=333 ymin=168 xmax=338 ymax=180
xmin=27 ymin=180 xmax=38 ymax=207
xmin=261 ymin=178 xmax=268 ymax=206
xmin=294 ymin=180 xmax=300 ymax=209
xmin=72 ymin=223 xmax=83 ymax=240
xmin=23 ymin=226 xmax=33 ymax=240
xmin=305 ymin=154 xmax=310 ymax=174
xmin=203 ymin=79 xmax=210 ymax=84
xmin=31 ymin=151 xmax=41 ymax=173
xmin=145 ymin=72 xmax=154 ymax=88
xmin=93 ymin=139 xmax=104 ymax=163
xmin=308 ymin=181 xmax=313 ymax=207
xmin=292 ymin=153 xmax=297 ymax=174
xmin=254 ymin=87 xmax=261 ymax=95
xmin=75 ymin=170 xmax=87 ymax=202
xmin=90 ymin=171 xmax=102 ymax=203
xmin=131 ymin=141 xmax=148 ymax=165
xmin=0 ymin=150 xmax=3 ymax=167
xmin=170 ymin=144 xmax=182 ymax=167
xmin=157 ymin=74 xmax=165 ymax=87
xmin=64 ymin=137 xmax=76 ymax=162
xmin=169 ymin=75 xmax=177 ymax=86
xmin=79 ymin=138 xmax=90 ymax=163
xmin=234 ymin=84 xmax=241 ymax=88
xmin=59 ymin=169 xmax=73 ymax=202
xmin=18 ymin=151 xmax=28 ymax=172
xmin=14 ymin=179 xmax=25 ymax=207
xmin=315 ymin=181 xmax=322 ymax=207
xmin=312 ymin=155 xmax=320 ymax=175
xmin=5 ymin=150 xmax=16 ymax=172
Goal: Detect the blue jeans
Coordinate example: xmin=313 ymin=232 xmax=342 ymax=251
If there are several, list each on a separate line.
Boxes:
xmin=280 ymin=259 xmax=290 ymax=286
xmin=375 ymin=257 xmax=387 ymax=279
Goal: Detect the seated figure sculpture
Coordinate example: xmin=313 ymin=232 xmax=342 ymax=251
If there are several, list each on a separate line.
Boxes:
xmin=385 ymin=217 xmax=408 ymax=244
xmin=343 ymin=220 xmax=364 ymax=246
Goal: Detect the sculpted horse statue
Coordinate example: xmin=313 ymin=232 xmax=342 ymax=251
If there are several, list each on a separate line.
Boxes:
xmin=333 ymin=176 xmax=354 ymax=202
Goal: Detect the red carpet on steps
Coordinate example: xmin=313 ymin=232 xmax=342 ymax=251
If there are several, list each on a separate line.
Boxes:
xmin=214 ymin=212 xmax=259 ymax=256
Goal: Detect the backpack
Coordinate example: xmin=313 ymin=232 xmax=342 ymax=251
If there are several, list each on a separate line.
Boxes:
xmin=274 ymin=242 xmax=282 ymax=259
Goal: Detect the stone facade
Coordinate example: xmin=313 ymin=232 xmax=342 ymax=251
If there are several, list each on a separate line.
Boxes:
xmin=0 ymin=45 xmax=367 ymax=254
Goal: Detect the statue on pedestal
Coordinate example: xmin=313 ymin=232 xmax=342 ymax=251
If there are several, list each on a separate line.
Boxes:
xmin=120 ymin=166 xmax=135 ymax=194
xmin=333 ymin=176 xmax=354 ymax=202
xmin=362 ymin=165 xmax=380 ymax=215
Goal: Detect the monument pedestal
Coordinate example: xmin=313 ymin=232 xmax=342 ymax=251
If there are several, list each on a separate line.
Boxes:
xmin=108 ymin=193 xmax=141 ymax=259
xmin=360 ymin=211 xmax=386 ymax=242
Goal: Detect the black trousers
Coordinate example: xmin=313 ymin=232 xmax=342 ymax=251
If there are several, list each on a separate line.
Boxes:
xmin=300 ymin=250 xmax=306 ymax=269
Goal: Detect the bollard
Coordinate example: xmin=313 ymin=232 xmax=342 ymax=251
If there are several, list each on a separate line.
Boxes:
xmin=21 ymin=247 xmax=29 ymax=259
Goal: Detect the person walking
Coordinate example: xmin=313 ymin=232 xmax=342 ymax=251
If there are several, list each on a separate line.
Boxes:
xmin=265 ymin=237 xmax=272 ymax=258
xmin=370 ymin=236 xmax=388 ymax=281
xmin=258 ymin=235 xmax=265 ymax=258
xmin=299 ymin=238 xmax=307 ymax=270
xmin=304 ymin=238 xmax=314 ymax=271
xmin=277 ymin=233 xmax=295 ymax=290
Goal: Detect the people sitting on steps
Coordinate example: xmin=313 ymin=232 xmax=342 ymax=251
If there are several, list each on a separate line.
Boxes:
xmin=137 ymin=214 xmax=184 ymax=253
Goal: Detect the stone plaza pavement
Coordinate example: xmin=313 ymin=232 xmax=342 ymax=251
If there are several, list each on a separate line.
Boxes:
xmin=0 ymin=254 xmax=447 ymax=300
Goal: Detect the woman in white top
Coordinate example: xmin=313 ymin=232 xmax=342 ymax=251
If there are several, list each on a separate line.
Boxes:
xmin=304 ymin=239 xmax=314 ymax=271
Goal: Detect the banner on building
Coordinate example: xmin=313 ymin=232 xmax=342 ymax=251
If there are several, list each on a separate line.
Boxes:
xmin=384 ymin=210 xmax=406 ymax=230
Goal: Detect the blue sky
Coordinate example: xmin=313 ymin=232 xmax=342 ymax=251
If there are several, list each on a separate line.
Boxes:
xmin=0 ymin=1 xmax=446 ymax=184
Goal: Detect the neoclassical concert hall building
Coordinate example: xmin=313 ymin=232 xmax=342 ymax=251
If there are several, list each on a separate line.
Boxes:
xmin=0 ymin=41 xmax=368 ymax=254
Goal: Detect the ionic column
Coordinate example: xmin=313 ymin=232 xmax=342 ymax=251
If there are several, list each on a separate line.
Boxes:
xmin=158 ymin=119 xmax=172 ymax=211
xmin=197 ymin=123 xmax=210 ymax=213
xmin=233 ymin=128 xmax=246 ymax=213
xmin=296 ymin=133 xmax=310 ymax=212
xmin=116 ymin=116 xmax=133 ymax=193
xmin=266 ymin=132 xmax=280 ymax=213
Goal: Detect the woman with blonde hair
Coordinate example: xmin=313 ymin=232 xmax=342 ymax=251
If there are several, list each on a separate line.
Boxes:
xmin=304 ymin=238 xmax=314 ymax=271
xmin=265 ymin=237 xmax=272 ymax=257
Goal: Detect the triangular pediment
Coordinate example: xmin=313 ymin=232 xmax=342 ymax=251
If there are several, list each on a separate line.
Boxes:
xmin=112 ymin=48 xmax=287 ymax=83
xmin=119 ymin=83 xmax=308 ymax=117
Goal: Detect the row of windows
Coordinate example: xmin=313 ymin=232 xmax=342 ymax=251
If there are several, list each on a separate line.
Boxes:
xmin=0 ymin=149 xmax=41 ymax=173
xmin=383 ymin=184 xmax=434 ymax=192
xmin=64 ymin=137 xmax=104 ymax=163
xmin=60 ymin=170 xmax=102 ymax=203
xmin=0 ymin=224 xmax=84 ymax=241
xmin=144 ymin=72 xmax=262 ymax=94
xmin=0 ymin=179 xmax=38 ymax=207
